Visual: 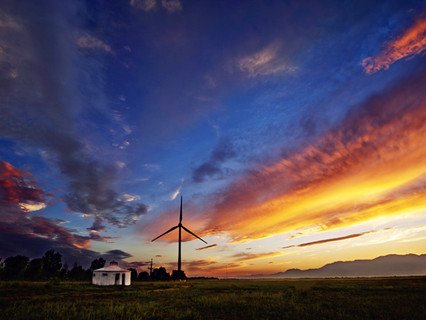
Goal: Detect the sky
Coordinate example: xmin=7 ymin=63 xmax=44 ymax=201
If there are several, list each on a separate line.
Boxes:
xmin=1 ymin=0 xmax=426 ymax=277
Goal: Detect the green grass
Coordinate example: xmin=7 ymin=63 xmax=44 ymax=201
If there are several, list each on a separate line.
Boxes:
xmin=1 ymin=277 xmax=425 ymax=319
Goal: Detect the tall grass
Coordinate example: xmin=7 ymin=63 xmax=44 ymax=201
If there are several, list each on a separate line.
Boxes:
xmin=1 ymin=277 xmax=425 ymax=319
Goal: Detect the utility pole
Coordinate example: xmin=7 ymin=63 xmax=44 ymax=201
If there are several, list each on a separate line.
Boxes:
xmin=149 ymin=258 xmax=153 ymax=277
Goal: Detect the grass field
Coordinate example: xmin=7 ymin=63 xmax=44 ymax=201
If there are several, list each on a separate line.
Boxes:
xmin=1 ymin=277 xmax=425 ymax=319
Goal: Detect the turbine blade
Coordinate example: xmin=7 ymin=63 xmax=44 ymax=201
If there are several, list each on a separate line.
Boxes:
xmin=179 ymin=195 xmax=183 ymax=223
xmin=182 ymin=225 xmax=207 ymax=244
xmin=151 ymin=225 xmax=178 ymax=242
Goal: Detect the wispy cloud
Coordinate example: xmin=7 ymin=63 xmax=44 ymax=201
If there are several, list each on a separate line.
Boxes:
xmin=0 ymin=12 xmax=22 ymax=30
xmin=0 ymin=3 xmax=148 ymax=234
xmin=196 ymin=244 xmax=217 ymax=251
xmin=238 ymin=43 xmax=296 ymax=78
xmin=129 ymin=0 xmax=157 ymax=11
xmin=0 ymin=161 xmax=88 ymax=250
xmin=129 ymin=0 xmax=182 ymax=13
xmin=76 ymin=34 xmax=112 ymax=53
xmin=161 ymin=0 xmax=182 ymax=13
xmin=0 ymin=161 xmax=46 ymax=212
xmin=283 ymin=231 xmax=375 ymax=249
xmin=230 ymin=251 xmax=282 ymax=262
xmin=362 ymin=18 xmax=426 ymax=74
xmin=169 ymin=180 xmax=184 ymax=200
xmin=192 ymin=69 xmax=426 ymax=243
xmin=119 ymin=193 xmax=141 ymax=202
xmin=192 ymin=139 xmax=235 ymax=183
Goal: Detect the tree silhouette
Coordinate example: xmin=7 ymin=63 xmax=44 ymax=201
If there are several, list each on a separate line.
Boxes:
xmin=137 ymin=271 xmax=150 ymax=281
xmin=69 ymin=262 xmax=86 ymax=280
xmin=42 ymin=250 xmax=62 ymax=277
xmin=90 ymin=258 xmax=106 ymax=271
xmin=171 ymin=269 xmax=187 ymax=280
xmin=3 ymin=255 xmax=29 ymax=279
xmin=151 ymin=267 xmax=170 ymax=280
xmin=25 ymin=258 xmax=43 ymax=280
xmin=128 ymin=268 xmax=138 ymax=281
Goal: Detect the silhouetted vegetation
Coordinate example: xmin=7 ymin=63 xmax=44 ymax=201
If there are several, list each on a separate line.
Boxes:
xmin=0 ymin=251 xmax=185 ymax=282
xmin=171 ymin=269 xmax=187 ymax=280
xmin=137 ymin=271 xmax=150 ymax=281
xmin=89 ymin=258 xmax=105 ymax=271
xmin=151 ymin=267 xmax=171 ymax=280
xmin=128 ymin=268 xmax=138 ymax=281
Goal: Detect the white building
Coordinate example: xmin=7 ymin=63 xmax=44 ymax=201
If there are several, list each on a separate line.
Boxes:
xmin=92 ymin=261 xmax=131 ymax=286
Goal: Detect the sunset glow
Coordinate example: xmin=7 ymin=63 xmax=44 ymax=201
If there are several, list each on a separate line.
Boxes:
xmin=1 ymin=0 xmax=425 ymax=277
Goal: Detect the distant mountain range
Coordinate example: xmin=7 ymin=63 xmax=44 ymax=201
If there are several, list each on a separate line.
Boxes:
xmin=250 ymin=254 xmax=426 ymax=278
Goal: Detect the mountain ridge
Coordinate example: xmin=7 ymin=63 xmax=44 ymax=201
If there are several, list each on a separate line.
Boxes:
xmin=249 ymin=253 xmax=426 ymax=278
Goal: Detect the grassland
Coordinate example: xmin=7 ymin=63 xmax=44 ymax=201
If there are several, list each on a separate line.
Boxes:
xmin=1 ymin=277 xmax=425 ymax=319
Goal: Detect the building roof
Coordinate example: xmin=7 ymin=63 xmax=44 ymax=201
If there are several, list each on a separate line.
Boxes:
xmin=94 ymin=261 xmax=130 ymax=273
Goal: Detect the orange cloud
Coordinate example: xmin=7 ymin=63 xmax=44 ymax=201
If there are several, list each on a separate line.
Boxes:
xmin=362 ymin=18 xmax=426 ymax=74
xmin=200 ymin=70 xmax=426 ymax=242
xmin=283 ymin=231 xmax=375 ymax=249
xmin=230 ymin=251 xmax=283 ymax=262
xmin=0 ymin=161 xmax=46 ymax=211
xmin=143 ymin=70 xmax=426 ymax=250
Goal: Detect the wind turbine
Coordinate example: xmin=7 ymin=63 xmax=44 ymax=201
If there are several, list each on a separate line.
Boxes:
xmin=151 ymin=196 xmax=207 ymax=277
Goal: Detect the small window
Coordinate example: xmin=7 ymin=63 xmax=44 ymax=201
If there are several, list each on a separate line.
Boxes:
xmin=93 ymin=273 xmax=96 ymax=277
xmin=102 ymin=273 xmax=108 ymax=277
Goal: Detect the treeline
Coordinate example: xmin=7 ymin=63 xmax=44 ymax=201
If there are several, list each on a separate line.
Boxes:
xmin=0 ymin=250 xmax=187 ymax=281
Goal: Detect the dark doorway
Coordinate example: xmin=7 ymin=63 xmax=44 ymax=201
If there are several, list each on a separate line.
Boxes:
xmin=122 ymin=273 xmax=125 ymax=285
xmin=115 ymin=273 xmax=119 ymax=285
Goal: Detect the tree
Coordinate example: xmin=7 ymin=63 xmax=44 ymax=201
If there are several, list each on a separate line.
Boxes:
xmin=128 ymin=268 xmax=138 ymax=281
xmin=42 ymin=250 xmax=62 ymax=278
xmin=59 ymin=263 xmax=69 ymax=279
xmin=151 ymin=267 xmax=170 ymax=280
xmin=0 ymin=258 xmax=4 ymax=279
xmin=90 ymin=258 xmax=106 ymax=271
xmin=137 ymin=271 xmax=150 ymax=281
xmin=3 ymin=255 xmax=29 ymax=279
xmin=171 ymin=270 xmax=187 ymax=280
xmin=68 ymin=262 xmax=87 ymax=280
xmin=25 ymin=258 xmax=44 ymax=280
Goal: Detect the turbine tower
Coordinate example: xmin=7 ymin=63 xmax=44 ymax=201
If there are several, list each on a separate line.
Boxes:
xmin=151 ymin=196 xmax=207 ymax=277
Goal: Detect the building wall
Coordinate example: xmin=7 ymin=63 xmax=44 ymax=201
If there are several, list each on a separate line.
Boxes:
xmin=92 ymin=271 xmax=131 ymax=286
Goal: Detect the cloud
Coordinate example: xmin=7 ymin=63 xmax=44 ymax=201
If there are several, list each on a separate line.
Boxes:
xmin=161 ymin=0 xmax=182 ymax=13
xmin=192 ymin=139 xmax=236 ymax=183
xmin=76 ymin=34 xmax=112 ymax=53
xmin=283 ymin=231 xmax=375 ymax=249
xmin=184 ymin=68 xmax=426 ymax=243
xmin=0 ymin=12 xmax=21 ymax=30
xmin=0 ymin=161 xmax=105 ymax=265
xmin=196 ymin=244 xmax=217 ymax=251
xmin=238 ymin=43 xmax=296 ymax=78
xmin=125 ymin=260 xmax=149 ymax=270
xmin=362 ymin=17 xmax=426 ymax=74
xmin=230 ymin=252 xmax=282 ymax=262
xmin=0 ymin=161 xmax=47 ymax=212
xmin=103 ymin=249 xmax=133 ymax=260
xmin=170 ymin=183 xmax=182 ymax=200
xmin=129 ymin=0 xmax=182 ymax=13
xmin=130 ymin=0 xmax=157 ymax=11
xmin=0 ymin=3 xmax=148 ymax=233
xmin=119 ymin=193 xmax=140 ymax=202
